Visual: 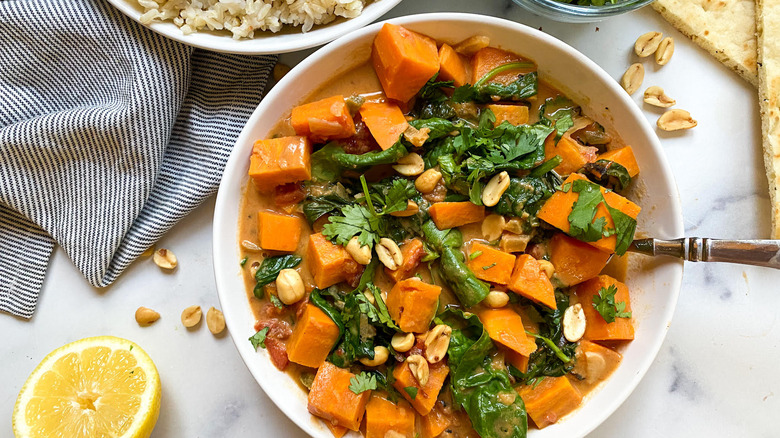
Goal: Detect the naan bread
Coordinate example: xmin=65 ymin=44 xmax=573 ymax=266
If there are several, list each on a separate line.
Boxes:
xmin=757 ymin=0 xmax=780 ymax=237
xmin=652 ymin=0 xmax=758 ymax=87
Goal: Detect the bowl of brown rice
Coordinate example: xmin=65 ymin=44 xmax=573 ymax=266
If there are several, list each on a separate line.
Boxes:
xmin=107 ymin=0 xmax=404 ymax=54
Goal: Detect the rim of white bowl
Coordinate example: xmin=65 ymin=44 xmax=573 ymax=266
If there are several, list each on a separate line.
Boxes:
xmin=105 ymin=0 xmax=404 ymax=54
xmin=214 ymin=12 xmax=684 ymax=438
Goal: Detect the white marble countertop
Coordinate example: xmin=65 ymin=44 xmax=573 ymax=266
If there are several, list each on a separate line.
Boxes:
xmin=3 ymin=1 xmax=778 ymax=437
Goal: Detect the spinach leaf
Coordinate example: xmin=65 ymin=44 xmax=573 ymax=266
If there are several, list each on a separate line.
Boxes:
xmin=453 ymin=70 xmax=539 ymax=104
xmin=538 ymin=96 xmax=579 ymax=142
xmin=302 ymin=194 xmax=350 ymax=224
xmin=418 ymin=74 xmax=454 ymax=101
xmin=492 ymin=176 xmax=556 ymax=224
xmin=254 ymin=255 xmax=302 ymax=297
xmin=582 ymin=159 xmax=632 ymax=192
xmin=421 ymin=221 xmax=490 ymax=307
xmin=413 ymin=75 xmax=458 ymax=120
xmin=439 ymin=308 xmax=528 ymax=438
xmin=310 ymin=289 xmax=345 ymax=338
xmin=509 ymin=291 xmax=577 ymax=385
xmin=311 ymin=142 xmax=408 ymax=181
xmin=409 ymin=118 xmax=458 ymax=142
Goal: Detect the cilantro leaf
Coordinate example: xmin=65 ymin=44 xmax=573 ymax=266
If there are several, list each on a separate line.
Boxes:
xmin=322 ymin=204 xmax=380 ymax=247
xmin=349 ymin=371 xmax=378 ymax=394
xmin=404 ymin=386 xmax=419 ymax=400
xmin=607 ymin=205 xmax=637 ymax=255
xmin=592 ymin=285 xmax=632 ymax=323
xmin=270 ymin=294 xmax=284 ymax=309
xmin=249 ymin=327 xmax=270 ymax=350
xmin=380 ymin=179 xmax=417 ymax=215
xmin=565 ymin=178 xmax=637 ymax=255
xmin=567 ymin=179 xmax=608 ymax=242
xmin=365 ymin=283 xmax=400 ymax=330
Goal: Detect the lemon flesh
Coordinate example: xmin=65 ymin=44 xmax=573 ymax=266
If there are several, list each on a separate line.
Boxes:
xmin=13 ymin=336 xmax=161 ymax=438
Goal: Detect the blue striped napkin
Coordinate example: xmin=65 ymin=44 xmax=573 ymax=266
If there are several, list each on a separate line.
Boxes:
xmin=0 ymin=0 xmax=276 ymax=318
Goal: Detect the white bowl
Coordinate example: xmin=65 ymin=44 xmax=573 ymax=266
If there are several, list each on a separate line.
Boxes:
xmin=214 ymin=13 xmax=684 ymax=437
xmin=106 ymin=0 xmax=403 ymax=54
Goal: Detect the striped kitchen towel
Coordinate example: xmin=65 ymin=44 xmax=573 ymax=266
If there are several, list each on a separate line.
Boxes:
xmin=0 ymin=0 xmax=276 ymax=318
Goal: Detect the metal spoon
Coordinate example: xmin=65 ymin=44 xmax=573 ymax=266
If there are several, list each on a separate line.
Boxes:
xmin=628 ymin=238 xmax=780 ymax=269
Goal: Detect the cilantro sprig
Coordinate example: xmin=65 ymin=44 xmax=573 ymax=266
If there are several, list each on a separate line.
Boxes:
xmin=349 ymin=371 xmax=378 ymax=394
xmin=322 ymin=176 xmax=416 ymax=247
xmin=564 ymin=178 xmax=637 ymax=255
xmin=248 ymin=327 xmax=270 ymax=350
xmin=592 ymin=285 xmax=632 ymax=323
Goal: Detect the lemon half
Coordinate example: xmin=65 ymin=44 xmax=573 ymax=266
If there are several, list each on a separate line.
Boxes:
xmin=13 ymin=336 xmax=161 ymax=438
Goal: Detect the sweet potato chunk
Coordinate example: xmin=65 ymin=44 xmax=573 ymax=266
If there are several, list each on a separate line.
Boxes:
xmin=326 ymin=424 xmax=348 ymax=438
xmin=393 ymin=360 xmax=449 ymax=415
xmin=572 ymin=340 xmax=622 ymax=384
xmin=488 ymin=104 xmax=529 ymax=126
xmin=544 ymin=135 xmax=597 ymax=176
xmin=471 ymin=47 xmax=532 ymax=85
xmin=365 ymin=393 xmax=416 ymax=438
xmin=549 ymin=233 xmax=611 ymax=286
xmin=598 ymin=146 xmax=640 ymax=177
xmin=438 ymin=43 xmax=470 ymax=87
xmin=385 ymin=238 xmax=426 ymax=283
xmin=386 ymin=278 xmax=441 ymax=333
xmin=248 ymin=136 xmax=311 ymax=193
xmin=478 ymin=308 xmax=537 ymax=357
xmin=576 ymin=275 xmax=634 ymax=341
xmin=291 ymin=95 xmax=356 ymax=142
xmin=372 ymin=23 xmax=440 ymax=102
xmin=420 ymin=402 xmax=451 ymax=438
xmin=287 ymin=304 xmax=340 ymax=368
xmin=429 ymin=201 xmax=485 ymax=230
xmin=507 ymin=254 xmax=556 ymax=309
xmin=307 ymin=233 xmax=360 ymax=289
xmin=536 ymin=174 xmax=641 ymax=254
xmin=308 ymin=362 xmax=370 ymax=431
xmin=503 ymin=346 xmax=530 ymax=373
xmin=518 ymin=377 xmax=583 ymax=429
xmin=359 ymin=100 xmax=409 ymax=150
xmin=256 ymin=211 xmax=302 ymax=252
xmin=467 ymin=242 xmax=516 ymax=285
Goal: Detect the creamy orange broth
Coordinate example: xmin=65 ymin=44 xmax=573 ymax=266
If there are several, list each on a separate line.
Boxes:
xmin=237 ymin=57 xmax=630 ymax=435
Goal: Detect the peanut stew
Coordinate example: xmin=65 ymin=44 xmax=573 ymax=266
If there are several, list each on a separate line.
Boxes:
xmin=238 ymin=23 xmax=641 ymax=438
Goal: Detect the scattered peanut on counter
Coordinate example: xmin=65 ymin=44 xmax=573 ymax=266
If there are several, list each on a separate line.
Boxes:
xmin=206 ymin=307 xmax=226 ymax=335
xmin=181 ymin=305 xmax=202 ymax=328
xmin=153 ymin=248 xmax=177 ymax=270
xmin=627 ymin=32 xmax=693 ymax=131
xmin=135 ymin=307 xmax=160 ymax=326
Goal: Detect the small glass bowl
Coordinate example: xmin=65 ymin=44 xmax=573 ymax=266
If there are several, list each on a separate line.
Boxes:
xmin=511 ymin=0 xmax=656 ymax=23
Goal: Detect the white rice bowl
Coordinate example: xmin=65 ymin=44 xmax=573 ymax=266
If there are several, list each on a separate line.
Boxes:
xmin=137 ymin=0 xmax=367 ymax=38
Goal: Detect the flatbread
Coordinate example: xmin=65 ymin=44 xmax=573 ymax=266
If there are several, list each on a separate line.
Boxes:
xmin=652 ymin=0 xmax=758 ymax=87
xmin=757 ymin=0 xmax=780 ymax=237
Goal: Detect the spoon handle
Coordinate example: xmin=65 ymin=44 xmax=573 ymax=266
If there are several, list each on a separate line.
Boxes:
xmin=629 ymin=238 xmax=780 ymax=269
